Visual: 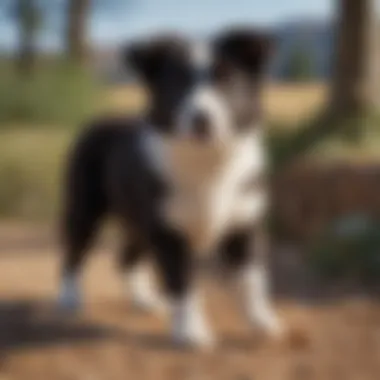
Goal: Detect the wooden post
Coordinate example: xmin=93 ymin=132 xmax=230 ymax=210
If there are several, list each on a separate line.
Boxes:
xmin=329 ymin=0 xmax=379 ymax=116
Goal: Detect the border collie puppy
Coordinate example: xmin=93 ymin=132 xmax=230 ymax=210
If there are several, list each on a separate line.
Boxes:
xmin=59 ymin=28 xmax=283 ymax=348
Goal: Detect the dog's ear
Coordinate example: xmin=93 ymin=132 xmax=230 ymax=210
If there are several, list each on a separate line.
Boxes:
xmin=124 ymin=41 xmax=159 ymax=85
xmin=124 ymin=35 xmax=190 ymax=85
xmin=213 ymin=28 xmax=275 ymax=78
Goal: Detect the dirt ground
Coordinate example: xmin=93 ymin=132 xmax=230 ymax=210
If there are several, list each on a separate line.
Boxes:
xmin=0 ymin=224 xmax=380 ymax=380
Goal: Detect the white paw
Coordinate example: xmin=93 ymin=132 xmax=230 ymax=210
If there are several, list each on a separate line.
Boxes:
xmin=125 ymin=267 xmax=166 ymax=314
xmin=171 ymin=296 xmax=215 ymax=349
xmin=248 ymin=306 xmax=285 ymax=338
xmin=172 ymin=318 xmax=215 ymax=349
xmin=130 ymin=292 xmax=167 ymax=314
xmin=58 ymin=274 xmax=81 ymax=312
xmin=241 ymin=265 xmax=285 ymax=339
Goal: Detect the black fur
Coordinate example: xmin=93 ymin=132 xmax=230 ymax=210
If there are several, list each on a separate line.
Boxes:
xmin=213 ymin=28 xmax=274 ymax=79
xmin=125 ymin=35 xmax=194 ymax=132
xmin=218 ymin=226 xmax=268 ymax=271
xmin=61 ymin=116 xmax=193 ymax=299
xmin=124 ymin=29 xmax=274 ymax=135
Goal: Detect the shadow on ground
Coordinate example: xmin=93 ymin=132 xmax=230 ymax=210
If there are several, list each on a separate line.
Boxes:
xmin=0 ymin=300 xmax=118 ymax=352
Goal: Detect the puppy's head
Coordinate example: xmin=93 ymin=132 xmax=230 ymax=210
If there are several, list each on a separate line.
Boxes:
xmin=125 ymin=29 xmax=273 ymax=142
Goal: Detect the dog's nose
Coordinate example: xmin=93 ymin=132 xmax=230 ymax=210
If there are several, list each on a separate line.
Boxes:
xmin=191 ymin=111 xmax=211 ymax=139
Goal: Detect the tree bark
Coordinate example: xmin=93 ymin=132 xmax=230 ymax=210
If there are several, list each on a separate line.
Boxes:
xmin=66 ymin=0 xmax=90 ymax=63
xmin=16 ymin=0 xmax=38 ymax=77
xmin=329 ymin=0 xmax=379 ymax=116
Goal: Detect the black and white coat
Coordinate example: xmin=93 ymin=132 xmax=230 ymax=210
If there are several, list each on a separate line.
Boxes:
xmin=59 ymin=28 xmax=283 ymax=348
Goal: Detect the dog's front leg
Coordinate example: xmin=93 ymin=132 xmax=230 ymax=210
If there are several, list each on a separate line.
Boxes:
xmin=242 ymin=228 xmax=284 ymax=337
xmin=151 ymin=225 xmax=214 ymax=349
xmin=220 ymin=227 xmax=284 ymax=338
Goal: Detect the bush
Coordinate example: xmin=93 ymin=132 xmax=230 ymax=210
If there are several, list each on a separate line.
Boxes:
xmin=0 ymin=60 xmax=100 ymax=128
xmin=285 ymin=43 xmax=315 ymax=82
xmin=308 ymin=215 xmax=380 ymax=284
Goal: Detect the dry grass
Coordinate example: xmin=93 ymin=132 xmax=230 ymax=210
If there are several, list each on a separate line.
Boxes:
xmin=99 ymin=85 xmax=146 ymax=118
xmin=102 ymin=83 xmax=328 ymax=126
xmin=264 ymin=83 xmax=327 ymax=125
xmin=101 ymin=83 xmax=380 ymax=162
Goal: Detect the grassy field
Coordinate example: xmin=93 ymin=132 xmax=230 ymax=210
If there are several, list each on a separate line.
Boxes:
xmin=0 ymin=129 xmax=72 ymax=219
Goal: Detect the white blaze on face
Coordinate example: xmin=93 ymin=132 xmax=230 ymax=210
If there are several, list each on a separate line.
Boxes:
xmin=179 ymin=86 xmax=233 ymax=140
xmin=178 ymin=42 xmax=233 ymax=141
xmin=191 ymin=41 xmax=211 ymax=68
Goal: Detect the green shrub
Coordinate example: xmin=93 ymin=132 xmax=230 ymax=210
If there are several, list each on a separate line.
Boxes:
xmin=0 ymin=60 xmax=100 ymax=128
xmin=285 ymin=43 xmax=315 ymax=82
xmin=307 ymin=215 xmax=380 ymax=284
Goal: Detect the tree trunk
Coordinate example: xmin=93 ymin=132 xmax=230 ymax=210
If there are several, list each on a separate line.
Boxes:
xmin=16 ymin=0 xmax=38 ymax=77
xmin=66 ymin=0 xmax=90 ymax=63
xmin=18 ymin=24 xmax=34 ymax=77
xmin=329 ymin=0 xmax=379 ymax=116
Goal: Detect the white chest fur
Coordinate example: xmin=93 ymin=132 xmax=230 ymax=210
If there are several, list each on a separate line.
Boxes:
xmin=143 ymin=130 xmax=268 ymax=253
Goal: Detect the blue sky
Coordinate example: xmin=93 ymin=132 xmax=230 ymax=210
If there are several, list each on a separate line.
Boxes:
xmin=0 ymin=0 xmax=333 ymax=51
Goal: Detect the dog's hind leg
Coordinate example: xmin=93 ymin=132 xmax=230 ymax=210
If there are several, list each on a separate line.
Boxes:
xmin=58 ymin=140 xmax=107 ymax=312
xmin=58 ymin=202 xmax=105 ymax=312
xmin=119 ymin=239 xmax=165 ymax=313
